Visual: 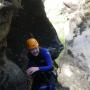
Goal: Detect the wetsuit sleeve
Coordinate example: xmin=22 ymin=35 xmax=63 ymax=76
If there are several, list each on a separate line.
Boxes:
xmin=39 ymin=48 xmax=53 ymax=71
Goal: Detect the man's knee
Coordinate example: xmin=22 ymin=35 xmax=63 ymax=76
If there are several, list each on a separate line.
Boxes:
xmin=39 ymin=84 xmax=56 ymax=90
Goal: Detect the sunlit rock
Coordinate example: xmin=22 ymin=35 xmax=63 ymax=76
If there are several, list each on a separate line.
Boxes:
xmin=43 ymin=0 xmax=90 ymax=90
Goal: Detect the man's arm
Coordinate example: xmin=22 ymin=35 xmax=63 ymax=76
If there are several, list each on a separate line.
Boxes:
xmin=39 ymin=48 xmax=53 ymax=71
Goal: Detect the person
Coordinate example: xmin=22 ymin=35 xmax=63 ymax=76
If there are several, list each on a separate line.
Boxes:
xmin=26 ymin=38 xmax=56 ymax=90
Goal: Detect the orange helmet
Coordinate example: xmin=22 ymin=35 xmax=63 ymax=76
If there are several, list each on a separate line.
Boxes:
xmin=26 ymin=38 xmax=39 ymax=49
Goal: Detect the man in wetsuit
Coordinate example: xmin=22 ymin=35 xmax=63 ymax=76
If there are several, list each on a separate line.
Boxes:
xmin=26 ymin=38 xmax=56 ymax=90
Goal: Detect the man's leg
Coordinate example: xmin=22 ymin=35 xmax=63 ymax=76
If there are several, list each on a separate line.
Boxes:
xmin=31 ymin=81 xmax=40 ymax=90
xmin=39 ymin=83 xmax=56 ymax=90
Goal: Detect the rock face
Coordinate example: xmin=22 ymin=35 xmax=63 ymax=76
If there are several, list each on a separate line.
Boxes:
xmin=44 ymin=0 xmax=90 ymax=90
xmin=0 ymin=0 xmax=29 ymax=90
xmin=0 ymin=53 xmax=28 ymax=90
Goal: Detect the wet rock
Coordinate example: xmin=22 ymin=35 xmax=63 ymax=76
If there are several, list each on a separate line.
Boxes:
xmin=0 ymin=0 xmax=29 ymax=90
xmin=0 ymin=54 xmax=28 ymax=90
xmin=58 ymin=55 xmax=90 ymax=90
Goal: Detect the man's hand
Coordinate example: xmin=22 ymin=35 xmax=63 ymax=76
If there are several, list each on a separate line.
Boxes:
xmin=26 ymin=67 xmax=39 ymax=75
